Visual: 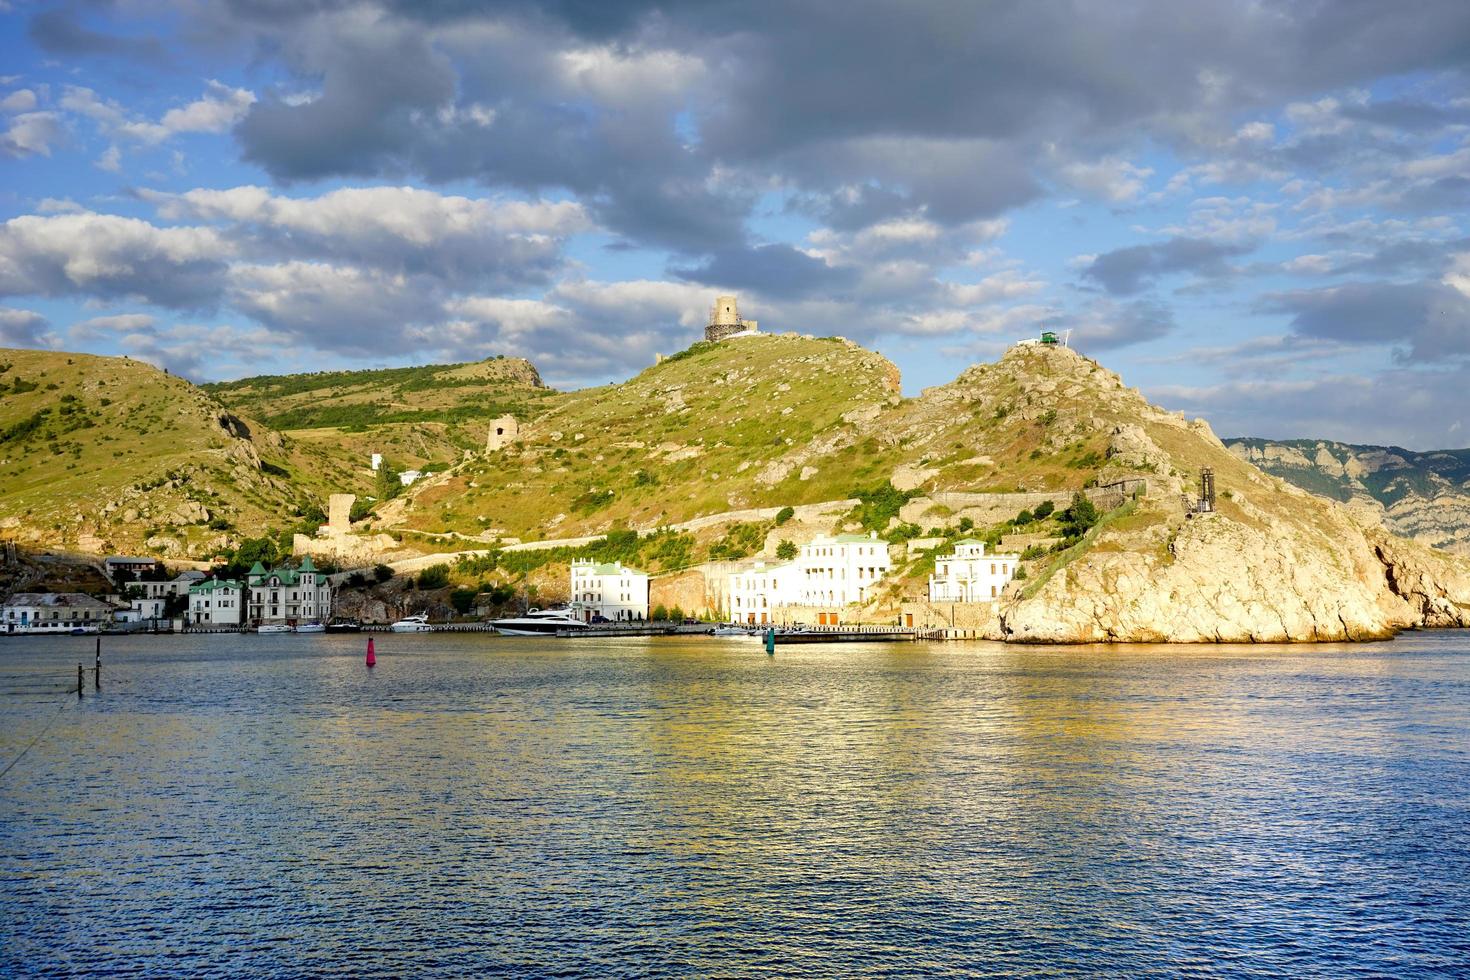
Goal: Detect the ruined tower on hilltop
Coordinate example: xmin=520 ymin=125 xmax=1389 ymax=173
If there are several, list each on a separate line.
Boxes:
xmin=704 ymin=295 xmax=759 ymax=343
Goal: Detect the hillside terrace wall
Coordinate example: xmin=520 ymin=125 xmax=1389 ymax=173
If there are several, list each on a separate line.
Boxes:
xmin=900 ymin=482 xmax=1143 ymax=527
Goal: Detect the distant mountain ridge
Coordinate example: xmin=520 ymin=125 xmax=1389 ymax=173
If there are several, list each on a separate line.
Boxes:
xmin=1226 ymin=438 xmax=1470 ymax=554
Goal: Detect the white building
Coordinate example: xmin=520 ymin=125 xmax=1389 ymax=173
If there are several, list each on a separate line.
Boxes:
xmin=2 ymin=592 xmax=116 ymax=633
xmin=189 ymin=578 xmax=244 ymax=627
xmin=136 ymin=570 xmax=207 ymax=600
xmin=726 ymin=532 xmax=892 ymax=624
xmin=729 ymin=560 xmax=800 ymax=625
xmin=569 ymin=559 xmax=649 ymax=622
xmin=246 ymin=557 xmax=333 ymax=626
xmin=116 ymin=596 xmax=167 ymax=624
xmin=929 ymin=539 xmax=1019 ymax=603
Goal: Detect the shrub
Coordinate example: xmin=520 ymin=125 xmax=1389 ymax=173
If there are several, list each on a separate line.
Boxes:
xmin=652 ymin=603 xmax=669 ymax=621
xmin=669 ymin=606 xmax=686 ymax=622
xmin=958 ymin=517 xmax=974 ymax=532
xmin=373 ymin=563 xmax=394 ymax=583
xmin=347 ymin=572 xmax=368 ymax=587
xmin=450 ymin=587 xmax=478 ymax=614
xmin=774 ymin=506 xmax=795 ymax=526
xmin=1014 ymin=566 xmax=1029 ymax=580
xmin=1034 ymin=500 xmax=1055 ymax=519
xmin=776 ymin=539 xmax=798 ymax=561
xmin=1059 ymin=492 xmax=1099 ymax=537
xmin=417 ymin=564 xmax=451 ymax=589
xmin=1014 ymin=509 xmax=1033 ymax=525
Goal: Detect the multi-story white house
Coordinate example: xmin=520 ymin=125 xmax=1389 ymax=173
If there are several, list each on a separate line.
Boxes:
xmin=136 ymin=571 xmax=207 ymax=600
xmin=189 ymin=578 xmax=244 ymax=627
xmin=726 ymin=532 xmax=892 ymax=624
xmin=569 ymin=559 xmax=649 ymax=622
xmin=729 ymin=561 xmax=800 ymax=625
xmin=245 ymin=557 xmax=333 ymax=626
xmin=2 ymin=593 xmax=116 ymax=633
xmin=929 ymin=539 xmax=1019 ymax=603
xmin=794 ymin=532 xmax=891 ymax=607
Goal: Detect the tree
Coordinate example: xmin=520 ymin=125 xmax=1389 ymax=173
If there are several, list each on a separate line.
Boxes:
xmin=670 ymin=605 xmax=686 ymax=622
xmin=450 ymin=588 xmax=477 ymax=615
xmin=373 ymin=563 xmax=394 ymax=584
xmin=774 ymin=506 xmax=795 ymax=526
xmin=347 ymin=572 xmax=368 ymax=588
xmin=1033 ymin=500 xmax=1055 ymax=519
xmin=958 ymin=517 xmax=974 ymax=532
xmin=1014 ymin=509 xmax=1034 ymax=525
xmin=418 ymin=564 xmax=450 ymax=589
xmin=235 ymin=536 xmax=280 ymax=569
xmin=1060 ymin=492 xmax=1099 ymax=537
xmin=776 ymin=539 xmax=798 ymax=561
xmin=652 ymin=603 xmax=669 ymax=622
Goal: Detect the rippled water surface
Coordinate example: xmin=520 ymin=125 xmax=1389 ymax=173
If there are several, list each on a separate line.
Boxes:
xmin=2 ymin=631 xmax=1469 ymax=976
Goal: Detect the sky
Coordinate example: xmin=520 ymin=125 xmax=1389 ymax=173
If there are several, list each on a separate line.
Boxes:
xmin=1 ymin=1 xmax=1468 ymax=449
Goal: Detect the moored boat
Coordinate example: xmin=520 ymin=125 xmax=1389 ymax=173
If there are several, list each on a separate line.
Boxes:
xmin=295 ymin=622 xmax=326 ymax=633
xmin=256 ymin=623 xmax=292 ymax=634
xmin=326 ymin=619 xmax=362 ymax=633
xmin=390 ymin=614 xmax=432 ymax=633
xmin=490 ymin=608 xmax=589 ymax=636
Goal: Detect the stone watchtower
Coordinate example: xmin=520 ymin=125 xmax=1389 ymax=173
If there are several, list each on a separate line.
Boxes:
xmin=486 ymin=415 xmax=519 ymax=452
xmin=705 ymin=295 xmax=758 ymax=342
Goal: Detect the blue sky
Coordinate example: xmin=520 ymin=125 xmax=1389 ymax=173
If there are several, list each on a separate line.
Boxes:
xmin=2 ymin=1 xmax=1468 ymax=448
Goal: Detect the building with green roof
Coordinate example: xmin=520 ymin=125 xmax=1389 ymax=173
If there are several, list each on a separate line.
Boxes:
xmin=246 ymin=560 xmax=332 ymax=627
xmin=188 ymin=578 xmax=244 ymax=627
xmin=570 ymin=558 xmax=649 ymax=622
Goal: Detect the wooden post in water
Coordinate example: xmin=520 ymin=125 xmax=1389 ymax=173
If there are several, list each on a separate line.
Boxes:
xmin=95 ymin=636 xmax=101 ymax=691
xmin=77 ymin=662 xmax=84 ymax=697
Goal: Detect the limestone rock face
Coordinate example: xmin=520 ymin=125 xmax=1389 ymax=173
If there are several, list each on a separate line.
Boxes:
xmin=999 ymin=509 xmax=1419 ymax=643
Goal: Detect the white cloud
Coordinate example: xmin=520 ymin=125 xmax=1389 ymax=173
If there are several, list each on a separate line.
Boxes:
xmin=0 ymin=305 xmax=55 ymax=347
xmin=0 ymin=112 xmax=64 ymax=159
xmin=0 ymin=89 xmax=38 ymax=114
xmin=1056 ymin=156 xmax=1155 ymax=203
xmin=0 ymin=211 xmax=232 ymax=307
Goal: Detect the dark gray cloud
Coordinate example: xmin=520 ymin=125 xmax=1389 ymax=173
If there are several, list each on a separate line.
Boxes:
xmin=29 ymin=5 xmax=172 ymax=65
xmin=671 ymin=244 xmax=857 ymax=300
xmin=1083 ymin=237 xmax=1255 ymax=295
xmin=1258 ymin=279 xmax=1470 ymax=361
xmin=0 ymin=306 xmax=52 ymax=348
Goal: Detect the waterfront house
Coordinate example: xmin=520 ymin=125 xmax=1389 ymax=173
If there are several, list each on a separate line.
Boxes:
xmin=569 ymin=559 xmax=649 ymax=621
xmin=729 ymin=560 xmax=799 ymax=625
xmin=245 ymin=557 xmax=332 ymax=626
xmin=2 ymin=592 xmax=116 ymax=633
xmin=928 ymin=539 xmax=1019 ymax=602
xmin=726 ymin=532 xmax=893 ymax=625
xmin=189 ymin=578 xmax=244 ymax=627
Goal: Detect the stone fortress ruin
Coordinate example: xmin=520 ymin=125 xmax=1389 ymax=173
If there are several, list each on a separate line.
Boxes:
xmin=486 ymin=415 xmax=520 ymax=452
xmin=704 ymin=295 xmax=760 ymax=343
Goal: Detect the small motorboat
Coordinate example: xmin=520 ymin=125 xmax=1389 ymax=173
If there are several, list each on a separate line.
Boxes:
xmin=390 ymin=614 xmax=432 ymax=633
xmin=326 ymin=619 xmax=362 ymax=633
xmin=712 ymin=625 xmax=751 ymax=636
xmin=489 ymin=608 xmax=589 ymax=636
xmin=294 ymin=622 xmax=326 ymax=633
xmin=256 ymin=623 xmax=292 ymax=634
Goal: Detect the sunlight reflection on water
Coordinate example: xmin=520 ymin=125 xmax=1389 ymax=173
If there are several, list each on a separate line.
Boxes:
xmin=2 ymin=631 xmax=1468 ymax=976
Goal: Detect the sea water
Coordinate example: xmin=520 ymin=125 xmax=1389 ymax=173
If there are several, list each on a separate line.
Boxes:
xmin=2 ymin=631 xmax=1468 ymax=976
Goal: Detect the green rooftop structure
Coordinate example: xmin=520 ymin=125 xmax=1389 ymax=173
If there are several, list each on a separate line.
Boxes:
xmin=1040 ymin=330 xmax=1059 ymax=345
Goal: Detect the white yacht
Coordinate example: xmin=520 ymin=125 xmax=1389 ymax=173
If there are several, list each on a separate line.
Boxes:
xmin=294 ymin=622 xmax=326 ymax=634
xmin=390 ymin=614 xmax=432 ymax=633
xmin=490 ymin=608 xmax=589 ymax=636
xmin=256 ymin=623 xmax=292 ymax=634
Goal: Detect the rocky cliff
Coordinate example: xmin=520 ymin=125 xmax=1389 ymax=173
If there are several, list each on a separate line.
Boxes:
xmin=1226 ymin=438 xmax=1470 ymax=555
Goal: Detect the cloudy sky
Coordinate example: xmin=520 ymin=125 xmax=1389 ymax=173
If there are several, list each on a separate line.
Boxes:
xmin=2 ymin=1 xmax=1468 ymax=448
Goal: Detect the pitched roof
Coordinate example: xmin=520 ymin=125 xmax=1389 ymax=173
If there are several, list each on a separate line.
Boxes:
xmin=188 ymin=579 xmax=242 ymax=594
xmin=3 ymin=592 xmax=114 ymax=609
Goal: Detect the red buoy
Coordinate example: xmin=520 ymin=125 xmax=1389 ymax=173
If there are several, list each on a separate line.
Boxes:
xmin=366 ymin=636 xmax=376 ymax=667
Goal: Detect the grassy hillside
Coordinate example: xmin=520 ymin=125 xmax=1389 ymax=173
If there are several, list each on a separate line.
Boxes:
xmin=396 ymin=335 xmax=910 ymax=539
xmin=1226 ymin=438 xmax=1470 ymax=554
xmin=0 ymin=348 xmax=364 ymax=556
xmin=205 ymin=356 xmax=555 ymax=469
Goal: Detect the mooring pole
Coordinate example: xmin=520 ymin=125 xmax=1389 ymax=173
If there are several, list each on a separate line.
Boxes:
xmin=95 ymin=636 xmax=101 ymax=691
xmin=77 ymin=662 xmax=84 ymax=697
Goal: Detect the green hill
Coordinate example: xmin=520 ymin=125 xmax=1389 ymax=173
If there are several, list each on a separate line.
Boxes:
xmin=204 ymin=356 xmax=554 ymax=472
xmin=0 ymin=348 xmax=363 ymax=557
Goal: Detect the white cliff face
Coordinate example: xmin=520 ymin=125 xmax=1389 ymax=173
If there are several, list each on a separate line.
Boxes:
xmin=974 ymin=346 xmax=1470 ymax=643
